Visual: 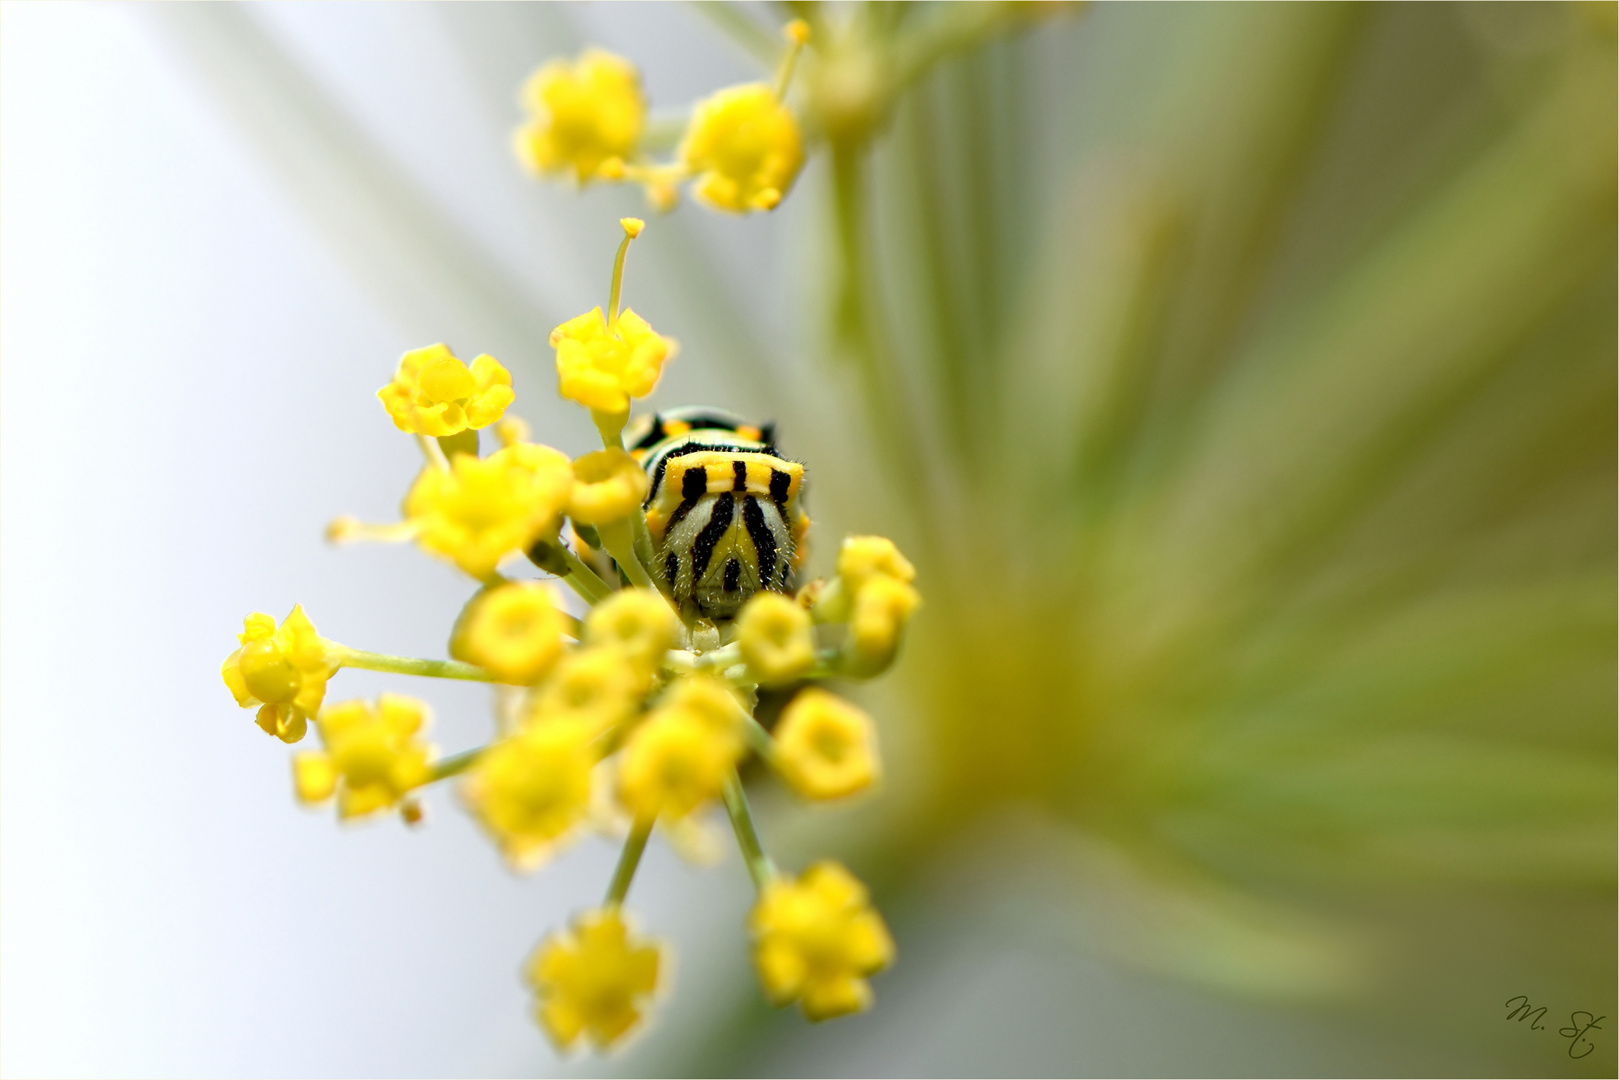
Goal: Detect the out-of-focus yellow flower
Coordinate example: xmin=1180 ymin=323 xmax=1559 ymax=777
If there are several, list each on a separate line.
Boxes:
xmin=736 ymin=592 xmax=816 ymax=685
xmin=750 ymin=861 xmax=894 ymax=1021
xmin=551 ymin=307 xmax=672 ymax=414
xmin=376 ymin=344 xmax=513 ymax=438
xmin=404 ymin=442 xmax=573 ymax=579
xmin=773 ymin=689 xmax=880 ymax=800
xmin=618 ymin=704 xmax=743 ymax=820
xmin=527 ymin=907 xmax=661 ymax=1052
xmin=584 ymin=588 xmax=677 ymax=679
xmin=514 ymin=49 xmax=646 ymax=184
xmin=221 ymin=605 xmax=338 ymax=744
xmin=568 ymin=449 xmax=651 ymax=524
xmin=296 ymin=694 xmax=437 ymax=820
xmin=528 ymin=646 xmax=642 ymax=736
xmin=451 ymin=582 xmax=568 ymax=685
xmin=659 ymin=674 xmax=746 ymax=735
xmin=463 ymin=718 xmax=596 ymax=870
xmin=846 ymin=575 xmax=921 ymax=675
xmin=836 ymin=535 xmax=916 ymax=593
xmin=679 ymin=84 xmax=804 ymax=213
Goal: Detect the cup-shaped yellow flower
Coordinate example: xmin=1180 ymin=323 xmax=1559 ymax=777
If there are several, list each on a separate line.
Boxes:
xmin=451 ymin=582 xmax=568 ymax=685
xmin=404 ymin=442 xmax=573 ymax=580
xmin=845 ymin=576 xmax=922 ymax=676
xmin=377 ymin=343 xmax=514 ymax=438
xmin=618 ymin=705 xmax=743 ymax=821
xmin=584 ymin=588 xmax=677 ymax=678
xmin=514 ymin=49 xmax=646 ymax=184
xmin=527 ymin=907 xmax=662 ymax=1052
xmin=527 ymin=646 xmax=643 ymax=737
xmin=773 ymin=689 xmax=880 ymax=801
xmin=659 ymin=674 xmax=746 ymax=736
xmin=568 ymin=449 xmax=650 ymax=525
xmin=750 ymin=861 xmax=895 ymax=1021
xmin=736 ymin=592 xmax=816 ymax=686
xmin=551 ymin=307 xmax=672 ymax=414
xmin=837 ymin=534 xmax=916 ymax=593
xmin=295 ymin=694 xmax=437 ymax=820
xmin=679 ymin=84 xmax=804 ymax=213
xmin=221 ymin=605 xmax=338 ymax=744
xmin=463 ymin=718 xmax=596 ymax=871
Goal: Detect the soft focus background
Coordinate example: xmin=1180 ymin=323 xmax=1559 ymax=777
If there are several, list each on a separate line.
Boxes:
xmin=2 ymin=2 xmax=1613 ymax=1077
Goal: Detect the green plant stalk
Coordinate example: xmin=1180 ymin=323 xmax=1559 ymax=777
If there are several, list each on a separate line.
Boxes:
xmin=605 ymin=815 xmax=655 ymax=907
xmin=336 ymin=648 xmax=498 ymax=682
xmin=721 ymin=773 xmax=777 ymax=892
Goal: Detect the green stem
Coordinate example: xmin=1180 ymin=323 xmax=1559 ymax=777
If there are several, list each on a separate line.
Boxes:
xmin=605 ymin=815 xmax=655 ymax=907
xmin=742 ymin=714 xmax=780 ymax=767
xmin=591 ymin=407 xmax=628 ymax=450
xmin=429 ymin=746 xmax=484 ymax=781
xmin=607 ymin=229 xmax=635 ymax=327
xmin=336 ymin=648 xmax=498 ymax=682
xmin=721 ymin=773 xmax=777 ymax=892
xmin=558 ymin=546 xmax=613 ymax=602
xmin=415 ymin=432 xmax=450 ymax=470
xmin=598 ymin=517 xmax=656 ymax=590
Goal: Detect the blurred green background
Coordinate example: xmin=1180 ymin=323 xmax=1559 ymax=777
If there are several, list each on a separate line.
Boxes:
xmin=4 ymin=2 xmax=1612 ymax=1076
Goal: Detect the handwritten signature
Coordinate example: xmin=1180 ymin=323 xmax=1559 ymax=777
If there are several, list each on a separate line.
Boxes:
xmin=1505 ymin=996 xmax=1605 ymax=1059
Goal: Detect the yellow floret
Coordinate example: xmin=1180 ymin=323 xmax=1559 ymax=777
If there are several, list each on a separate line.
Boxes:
xmin=526 ymin=908 xmax=662 ymax=1051
xmin=736 ymin=592 xmax=817 ymax=686
xmin=463 ymin=718 xmax=596 ymax=871
xmin=451 ymin=582 xmax=568 ymax=685
xmin=513 ymin=49 xmax=646 ymax=184
xmin=584 ymin=588 xmax=677 ymax=679
xmin=679 ymin=83 xmax=804 ymax=213
xmin=846 ymin=576 xmax=921 ymax=676
xmin=220 ymin=605 xmax=338 ymax=744
xmin=617 ymin=705 xmax=743 ymax=821
xmin=773 ymin=688 xmax=880 ymax=800
xmin=750 ymin=861 xmax=895 ymax=1021
xmin=306 ymin=694 xmax=437 ymax=820
xmin=527 ymin=646 xmax=643 ymax=736
xmin=568 ymin=449 xmax=651 ymax=525
xmin=551 ymin=307 xmax=673 ymax=414
xmin=836 ymin=535 xmax=916 ymax=593
xmin=658 ymin=674 xmax=746 ymax=735
xmin=376 ymin=344 xmax=514 ymax=438
xmin=404 ymin=441 xmax=574 ymax=580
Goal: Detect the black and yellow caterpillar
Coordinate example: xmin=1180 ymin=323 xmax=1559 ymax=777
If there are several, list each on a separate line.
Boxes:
xmin=627 ymin=407 xmax=808 ymax=623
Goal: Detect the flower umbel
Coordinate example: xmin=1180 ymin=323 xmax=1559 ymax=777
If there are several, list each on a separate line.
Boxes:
xmin=527 ymin=908 xmax=662 ymax=1052
xmin=221 ymin=605 xmax=338 ymax=743
xmin=377 ymin=343 xmax=513 ymax=438
xmin=751 ymin=861 xmax=895 ymax=1021
xmin=514 ymin=49 xmax=646 ymax=183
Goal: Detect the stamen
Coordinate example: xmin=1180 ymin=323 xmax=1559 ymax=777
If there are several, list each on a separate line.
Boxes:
xmin=607 ymin=217 xmax=644 ymax=326
xmin=774 ymin=19 xmax=811 ymax=102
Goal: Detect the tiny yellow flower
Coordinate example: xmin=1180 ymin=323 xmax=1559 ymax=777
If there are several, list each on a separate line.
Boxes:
xmin=551 ymin=307 xmax=672 ymax=414
xmin=301 ymin=694 xmax=437 ymax=820
xmin=220 ymin=605 xmax=338 ymax=744
xmin=736 ymin=592 xmax=816 ymax=685
xmin=514 ymin=49 xmax=646 ymax=184
xmin=846 ymin=576 xmax=921 ymax=675
xmin=377 ymin=343 xmax=514 ymax=438
xmin=618 ymin=705 xmax=743 ymax=821
xmin=659 ymin=674 xmax=746 ymax=735
xmin=528 ymin=645 xmax=643 ymax=736
xmin=836 ymin=535 xmax=916 ymax=593
xmin=404 ymin=441 xmax=574 ymax=579
xmin=773 ymin=689 xmax=880 ymax=801
xmin=568 ymin=449 xmax=651 ymax=524
xmin=584 ymin=588 xmax=678 ymax=678
xmin=463 ymin=718 xmax=596 ymax=870
xmin=750 ymin=861 xmax=895 ymax=1021
xmin=679 ymin=84 xmax=804 ymax=213
xmin=527 ymin=907 xmax=661 ymax=1052
xmin=451 ymin=582 xmax=568 ymax=685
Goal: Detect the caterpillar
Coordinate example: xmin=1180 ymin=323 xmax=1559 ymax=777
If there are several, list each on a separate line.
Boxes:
xmin=626 ymin=407 xmax=808 ymax=623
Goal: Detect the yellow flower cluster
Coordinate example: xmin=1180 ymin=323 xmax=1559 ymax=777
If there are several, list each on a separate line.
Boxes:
xmin=513 ymin=21 xmax=811 ymax=215
xmin=221 ymin=220 xmax=917 ymax=1052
